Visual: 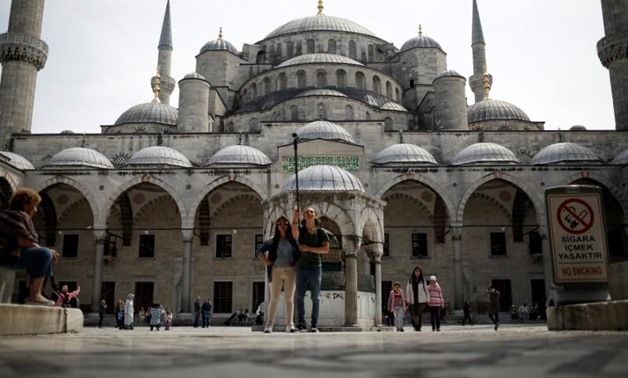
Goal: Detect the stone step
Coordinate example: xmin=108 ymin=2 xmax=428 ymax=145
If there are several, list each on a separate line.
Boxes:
xmin=0 ymin=304 xmax=83 ymax=336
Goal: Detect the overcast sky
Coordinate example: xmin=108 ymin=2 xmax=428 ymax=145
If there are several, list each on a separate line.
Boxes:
xmin=0 ymin=0 xmax=615 ymax=134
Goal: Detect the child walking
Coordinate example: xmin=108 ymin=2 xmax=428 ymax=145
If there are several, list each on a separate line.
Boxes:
xmin=387 ymin=282 xmax=408 ymax=332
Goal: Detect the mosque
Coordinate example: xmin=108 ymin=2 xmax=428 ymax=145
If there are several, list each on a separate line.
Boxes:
xmin=0 ymin=0 xmax=626 ymax=327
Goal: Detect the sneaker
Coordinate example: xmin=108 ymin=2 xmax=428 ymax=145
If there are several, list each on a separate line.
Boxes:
xmin=309 ymin=326 xmax=319 ymax=333
xmin=296 ymin=323 xmax=307 ymax=332
xmin=286 ymin=326 xmax=297 ymax=333
xmin=495 ymin=322 xmax=500 ymax=331
xmin=263 ymin=329 xmax=272 ymax=334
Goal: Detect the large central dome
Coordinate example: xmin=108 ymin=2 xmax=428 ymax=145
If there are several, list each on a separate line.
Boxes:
xmin=262 ymin=14 xmax=379 ymax=40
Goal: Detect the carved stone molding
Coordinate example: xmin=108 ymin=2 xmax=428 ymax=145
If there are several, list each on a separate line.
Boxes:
xmin=0 ymin=33 xmax=48 ymax=70
xmin=597 ymin=33 xmax=628 ymax=68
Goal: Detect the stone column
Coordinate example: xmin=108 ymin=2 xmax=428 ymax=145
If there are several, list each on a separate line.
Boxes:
xmin=181 ymin=230 xmax=193 ymax=313
xmin=343 ymin=236 xmax=360 ymax=327
xmin=539 ymin=225 xmax=554 ymax=300
xmin=370 ymin=243 xmax=383 ymax=327
xmin=451 ymin=226 xmax=464 ymax=310
xmin=90 ymin=231 xmax=106 ymax=313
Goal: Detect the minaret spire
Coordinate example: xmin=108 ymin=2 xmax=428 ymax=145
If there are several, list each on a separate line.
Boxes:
xmin=317 ymin=0 xmax=324 ymax=15
xmin=153 ymin=0 xmax=175 ymax=105
xmin=469 ymin=0 xmax=492 ymax=103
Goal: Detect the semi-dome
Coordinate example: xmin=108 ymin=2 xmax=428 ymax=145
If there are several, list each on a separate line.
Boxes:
xmin=282 ymin=165 xmax=364 ymax=192
xmin=436 ymin=69 xmax=464 ymax=79
xmin=199 ymin=37 xmax=239 ymax=55
xmin=467 ymin=98 xmax=530 ymax=123
xmin=297 ymin=120 xmax=355 ymax=143
xmin=114 ymin=102 xmax=178 ymax=126
xmin=569 ymin=125 xmax=587 ymax=131
xmin=380 ymin=102 xmax=407 ymax=111
xmin=530 ymin=142 xmax=602 ymax=165
xmin=0 ymin=151 xmax=35 ymax=170
xmin=42 ymin=147 xmax=114 ymax=169
xmin=295 ymin=89 xmax=348 ymax=98
xmin=372 ymin=144 xmax=437 ymax=165
xmin=126 ymin=146 xmax=193 ymax=168
xmin=400 ymin=34 xmax=442 ymax=52
xmin=205 ymin=145 xmax=271 ymax=166
xmin=264 ymin=14 xmax=379 ymax=40
xmin=452 ymin=142 xmax=519 ymax=165
xmin=612 ymin=148 xmax=628 ymax=165
xmin=277 ymin=53 xmax=364 ymax=68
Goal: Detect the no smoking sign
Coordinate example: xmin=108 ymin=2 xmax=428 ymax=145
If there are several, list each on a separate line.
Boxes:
xmin=557 ymin=198 xmax=594 ymax=235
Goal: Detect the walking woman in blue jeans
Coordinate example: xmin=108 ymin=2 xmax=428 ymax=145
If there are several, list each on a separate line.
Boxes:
xmin=295 ymin=207 xmax=329 ymax=332
xmin=0 ymin=188 xmax=59 ymax=305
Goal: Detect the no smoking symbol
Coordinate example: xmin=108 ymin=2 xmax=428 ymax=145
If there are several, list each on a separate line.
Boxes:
xmin=557 ymin=199 xmax=594 ymax=234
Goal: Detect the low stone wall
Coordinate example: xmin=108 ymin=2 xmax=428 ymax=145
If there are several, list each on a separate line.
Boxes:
xmin=609 ymin=261 xmax=628 ymax=300
xmin=0 ymin=304 xmax=83 ymax=336
xmin=0 ymin=266 xmax=16 ymax=303
xmin=546 ymin=300 xmax=628 ymax=331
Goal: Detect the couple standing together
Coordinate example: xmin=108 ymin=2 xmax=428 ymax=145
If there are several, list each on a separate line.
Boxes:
xmin=256 ymin=207 xmax=329 ymax=333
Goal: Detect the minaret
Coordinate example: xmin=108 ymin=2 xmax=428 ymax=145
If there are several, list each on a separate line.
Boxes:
xmin=468 ymin=0 xmax=492 ymax=103
xmin=597 ymin=0 xmax=628 ymax=130
xmin=0 ymin=0 xmax=48 ymax=149
xmin=152 ymin=0 xmax=175 ymax=105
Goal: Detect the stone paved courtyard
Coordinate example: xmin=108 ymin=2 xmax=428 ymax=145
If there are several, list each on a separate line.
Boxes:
xmin=0 ymin=324 xmax=625 ymax=378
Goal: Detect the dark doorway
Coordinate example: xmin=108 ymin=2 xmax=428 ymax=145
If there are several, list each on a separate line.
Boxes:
xmin=530 ymin=279 xmax=547 ymax=320
xmin=100 ymin=281 xmax=116 ymax=315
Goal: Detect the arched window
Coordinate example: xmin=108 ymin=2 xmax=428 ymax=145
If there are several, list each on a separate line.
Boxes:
xmin=251 ymin=83 xmax=257 ymax=98
xmin=297 ymin=71 xmax=306 ymax=88
xmin=344 ymin=105 xmax=354 ymax=120
xmin=263 ymin=78 xmax=271 ymax=95
xmin=328 ymin=39 xmax=337 ymax=54
xmin=256 ymin=51 xmax=265 ymax=64
xmin=275 ymin=43 xmax=282 ymax=61
xmin=269 ymin=45 xmax=276 ymax=64
xmin=316 ymin=71 xmax=327 ymax=88
xmin=373 ymin=75 xmax=381 ymax=94
xmin=386 ymin=81 xmax=392 ymax=98
xmin=349 ymin=41 xmax=357 ymax=59
xmin=279 ymin=73 xmax=287 ymax=90
xmin=384 ymin=117 xmax=393 ymax=131
xmin=249 ymin=118 xmax=261 ymax=133
xmin=296 ymin=41 xmax=302 ymax=55
xmin=287 ymin=41 xmax=294 ymax=58
xmin=368 ymin=45 xmax=374 ymax=62
xmin=336 ymin=70 xmax=346 ymax=88
xmin=306 ymin=39 xmax=315 ymax=54
xmin=356 ymin=72 xmax=365 ymax=90
xmin=316 ymin=103 xmax=326 ymax=120
xmin=291 ymin=106 xmax=299 ymax=121
xmin=395 ymin=88 xmax=400 ymax=102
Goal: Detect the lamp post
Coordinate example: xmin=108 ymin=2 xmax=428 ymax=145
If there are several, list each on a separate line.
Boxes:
xmin=292 ymin=133 xmax=300 ymax=211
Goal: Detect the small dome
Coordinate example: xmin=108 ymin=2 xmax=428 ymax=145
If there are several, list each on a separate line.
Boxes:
xmin=363 ymin=94 xmax=379 ymax=106
xmin=380 ymin=102 xmax=407 ymax=111
xmin=264 ymin=14 xmax=378 ymax=40
xmin=199 ymin=38 xmax=239 ymax=54
xmin=205 ymin=145 xmax=271 ymax=166
xmin=0 ymin=151 xmax=35 ymax=170
xmin=42 ymin=147 xmax=114 ymax=169
xmin=436 ymin=69 xmax=464 ymax=79
xmin=60 ymin=130 xmax=75 ymax=134
xmin=126 ymin=146 xmax=193 ymax=168
xmin=531 ymin=142 xmax=602 ymax=165
xmin=401 ymin=34 xmax=442 ymax=52
xmin=282 ymin=165 xmax=364 ymax=192
xmin=467 ymin=98 xmax=530 ymax=123
xmin=372 ymin=144 xmax=437 ymax=165
xmin=115 ymin=102 xmax=178 ymax=126
xmin=612 ymin=148 xmax=628 ymax=166
xmin=182 ymin=72 xmax=207 ymax=80
xmin=297 ymin=120 xmax=355 ymax=144
xmin=569 ymin=125 xmax=587 ymax=131
xmin=295 ymin=89 xmax=348 ymax=98
xmin=452 ymin=142 xmax=519 ymax=165
xmin=277 ymin=53 xmax=364 ymax=68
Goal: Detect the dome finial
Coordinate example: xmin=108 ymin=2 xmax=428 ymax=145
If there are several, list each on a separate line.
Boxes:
xmin=482 ymin=72 xmax=491 ymax=100
xmin=398 ymin=130 xmax=404 ymax=143
xmin=218 ymin=27 xmax=223 ymax=40
xmin=317 ymin=0 xmax=324 ymax=15
xmin=418 ymin=25 xmax=423 ymax=37
xmin=152 ymin=67 xmax=162 ymax=103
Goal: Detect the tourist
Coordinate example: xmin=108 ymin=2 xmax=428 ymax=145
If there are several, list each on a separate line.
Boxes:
xmin=388 ymin=282 xmax=408 ymax=332
xmin=486 ymin=286 xmax=501 ymax=330
xmin=427 ymin=275 xmax=445 ymax=331
xmin=405 ymin=266 xmax=429 ymax=331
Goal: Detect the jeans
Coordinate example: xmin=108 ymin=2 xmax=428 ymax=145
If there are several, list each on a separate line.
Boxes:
xmin=409 ymin=303 xmax=425 ymax=330
xmin=488 ymin=308 xmax=500 ymax=325
xmin=296 ymin=267 xmax=321 ymax=327
xmin=17 ymin=246 xmax=53 ymax=279
xmin=394 ymin=306 xmax=405 ymax=330
xmin=202 ymin=311 xmax=211 ymax=327
xmin=266 ymin=266 xmax=296 ymax=330
xmin=430 ymin=306 xmax=441 ymax=330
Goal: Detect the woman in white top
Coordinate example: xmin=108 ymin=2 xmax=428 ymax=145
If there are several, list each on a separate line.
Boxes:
xmin=405 ymin=266 xmax=429 ymax=331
